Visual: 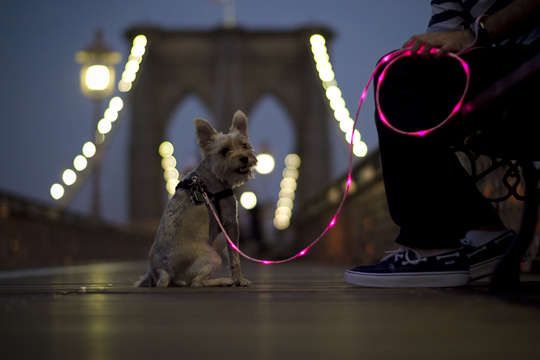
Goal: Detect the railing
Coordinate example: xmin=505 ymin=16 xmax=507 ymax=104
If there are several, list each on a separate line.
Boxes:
xmin=0 ymin=191 xmax=152 ymax=269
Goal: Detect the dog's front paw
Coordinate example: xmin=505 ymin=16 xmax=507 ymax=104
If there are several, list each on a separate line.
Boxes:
xmin=234 ymin=277 xmax=251 ymax=287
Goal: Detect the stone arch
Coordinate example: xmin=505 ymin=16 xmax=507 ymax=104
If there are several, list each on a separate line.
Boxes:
xmin=127 ymin=26 xmax=333 ymax=224
xmin=246 ymin=93 xmax=295 ymax=204
xmin=166 ymin=93 xmax=213 ymax=188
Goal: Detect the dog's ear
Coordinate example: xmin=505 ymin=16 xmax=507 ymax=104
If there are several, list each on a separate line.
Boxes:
xmin=194 ymin=118 xmax=217 ymax=150
xmin=230 ymin=110 xmax=248 ymax=137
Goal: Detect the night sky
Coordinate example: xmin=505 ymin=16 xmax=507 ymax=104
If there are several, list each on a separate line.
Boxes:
xmin=0 ymin=0 xmax=430 ymax=223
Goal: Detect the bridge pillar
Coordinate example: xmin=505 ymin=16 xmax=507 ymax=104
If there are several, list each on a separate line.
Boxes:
xmin=127 ymin=26 xmax=334 ymax=226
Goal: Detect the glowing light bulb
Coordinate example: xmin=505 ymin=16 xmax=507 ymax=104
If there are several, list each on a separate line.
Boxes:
xmin=284 ymin=154 xmax=301 ymax=168
xmin=325 ymin=86 xmax=342 ymax=100
xmin=122 ymin=71 xmax=136 ymax=83
xmin=279 ymin=189 xmax=295 ymax=200
xmin=282 ymin=168 xmax=299 ymax=179
xmin=133 ymin=34 xmax=147 ymax=47
xmin=319 ymin=68 xmax=335 ymax=82
xmin=273 ymin=216 xmax=290 ymax=230
xmin=62 ymin=169 xmax=77 ymax=186
xmin=277 ymin=197 xmax=293 ymax=209
xmin=166 ymin=179 xmax=179 ymax=195
xmin=339 ymin=118 xmax=354 ymax=133
xmin=334 ymin=107 xmax=350 ymax=122
xmin=280 ymin=178 xmax=297 ymax=191
xmin=50 ymin=183 xmax=64 ymax=200
xmin=255 ymin=153 xmax=275 ymax=175
xmin=118 ymin=81 xmax=132 ymax=92
xmin=125 ymin=60 xmax=139 ymax=73
xmin=163 ymin=168 xmax=179 ymax=181
xmin=158 ymin=141 xmax=174 ymax=157
xmin=109 ymin=96 xmax=123 ymax=111
xmin=85 ymin=65 xmax=110 ymax=91
xmin=73 ymin=155 xmax=88 ymax=171
xmin=82 ymin=141 xmax=96 ymax=158
xmin=329 ymin=97 xmax=346 ymax=111
xmin=240 ymin=191 xmax=257 ymax=210
xmin=161 ymin=156 xmax=177 ymax=170
xmin=131 ymin=45 xmax=145 ymax=57
xmin=353 ymin=141 xmax=368 ymax=157
xmin=309 ymin=34 xmax=326 ymax=47
xmin=275 ymin=206 xmax=292 ymax=217
xmin=97 ymin=119 xmax=112 ymax=134
xmin=104 ymin=108 xmax=118 ymax=122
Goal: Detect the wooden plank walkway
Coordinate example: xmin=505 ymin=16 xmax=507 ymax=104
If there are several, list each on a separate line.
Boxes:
xmin=1 ymin=261 xmax=540 ymax=359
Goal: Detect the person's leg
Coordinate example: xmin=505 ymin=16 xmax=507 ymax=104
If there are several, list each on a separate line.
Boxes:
xmin=375 ymin=53 xmax=502 ymax=250
xmin=345 ymin=46 xmax=538 ymax=287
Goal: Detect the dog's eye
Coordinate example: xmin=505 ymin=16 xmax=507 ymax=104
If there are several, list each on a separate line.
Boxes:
xmin=220 ymin=147 xmax=230 ymax=156
xmin=242 ymin=143 xmax=250 ymax=150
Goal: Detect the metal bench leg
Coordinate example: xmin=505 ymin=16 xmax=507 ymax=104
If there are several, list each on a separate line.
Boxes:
xmin=490 ymin=161 xmax=538 ymax=292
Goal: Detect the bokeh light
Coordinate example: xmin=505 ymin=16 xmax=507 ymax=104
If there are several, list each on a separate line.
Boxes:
xmin=240 ymin=191 xmax=258 ymax=210
xmin=255 ymin=153 xmax=275 ymax=175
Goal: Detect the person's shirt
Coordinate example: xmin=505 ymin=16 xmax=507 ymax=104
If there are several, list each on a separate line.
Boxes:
xmin=427 ymin=0 xmax=540 ymax=45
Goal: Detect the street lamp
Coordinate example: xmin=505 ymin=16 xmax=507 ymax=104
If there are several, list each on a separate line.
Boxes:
xmin=76 ymin=30 xmax=120 ymax=217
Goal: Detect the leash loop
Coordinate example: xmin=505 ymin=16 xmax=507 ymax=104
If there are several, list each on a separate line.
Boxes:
xmin=203 ymin=48 xmax=471 ymax=264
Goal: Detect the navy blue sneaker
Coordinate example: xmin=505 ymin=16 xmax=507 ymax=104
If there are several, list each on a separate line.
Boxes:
xmin=461 ymin=230 xmax=516 ymax=281
xmin=344 ymin=248 xmax=469 ymax=288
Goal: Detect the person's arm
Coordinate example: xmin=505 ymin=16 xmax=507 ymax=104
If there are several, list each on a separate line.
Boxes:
xmin=404 ymin=0 xmax=540 ymax=54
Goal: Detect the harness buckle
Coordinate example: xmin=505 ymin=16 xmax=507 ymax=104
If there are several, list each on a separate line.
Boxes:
xmin=185 ymin=176 xmax=206 ymax=205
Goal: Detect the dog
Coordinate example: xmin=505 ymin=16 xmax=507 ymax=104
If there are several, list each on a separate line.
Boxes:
xmin=135 ymin=110 xmax=257 ymax=287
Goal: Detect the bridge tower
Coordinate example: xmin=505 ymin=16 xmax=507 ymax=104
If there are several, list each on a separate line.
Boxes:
xmin=126 ymin=26 xmax=334 ymax=225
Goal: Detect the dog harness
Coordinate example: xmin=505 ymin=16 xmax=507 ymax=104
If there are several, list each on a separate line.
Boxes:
xmin=176 ymin=174 xmax=234 ymax=219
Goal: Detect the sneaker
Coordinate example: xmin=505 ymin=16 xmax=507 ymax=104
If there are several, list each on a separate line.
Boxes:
xmin=461 ymin=230 xmax=516 ymax=281
xmin=344 ymin=248 xmax=469 ymax=288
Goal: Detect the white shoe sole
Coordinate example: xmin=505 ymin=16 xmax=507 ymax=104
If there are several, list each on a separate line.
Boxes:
xmin=344 ymin=270 xmax=469 ymax=288
xmin=470 ymin=256 xmax=504 ymax=281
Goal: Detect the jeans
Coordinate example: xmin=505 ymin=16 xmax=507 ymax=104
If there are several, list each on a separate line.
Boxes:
xmin=375 ymin=45 xmax=539 ymax=249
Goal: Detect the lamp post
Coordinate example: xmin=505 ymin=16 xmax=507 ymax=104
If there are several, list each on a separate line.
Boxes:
xmin=76 ymin=30 xmax=120 ymax=218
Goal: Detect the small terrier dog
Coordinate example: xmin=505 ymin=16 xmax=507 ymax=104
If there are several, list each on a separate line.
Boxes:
xmin=135 ymin=110 xmax=257 ymax=287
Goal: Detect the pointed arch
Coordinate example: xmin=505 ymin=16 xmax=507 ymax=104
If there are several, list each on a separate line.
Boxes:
xmin=166 ymin=94 xmax=212 ymax=177
xmin=246 ymin=94 xmax=295 ymax=205
xmin=128 ymin=26 xmax=333 ymax=223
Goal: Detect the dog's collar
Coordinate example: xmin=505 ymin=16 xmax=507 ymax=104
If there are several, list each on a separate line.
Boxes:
xmin=176 ymin=174 xmax=234 ymax=207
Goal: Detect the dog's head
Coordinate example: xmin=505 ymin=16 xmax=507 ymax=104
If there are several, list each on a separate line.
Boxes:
xmin=195 ymin=110 xmax=257 ymax=188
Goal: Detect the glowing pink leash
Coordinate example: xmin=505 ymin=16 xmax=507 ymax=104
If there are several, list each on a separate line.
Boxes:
xmin=204 ymin=47 xmax=471 ymax=265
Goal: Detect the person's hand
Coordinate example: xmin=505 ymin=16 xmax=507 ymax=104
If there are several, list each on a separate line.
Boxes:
xmin=403 ymin=30 xmax=474 ymax=55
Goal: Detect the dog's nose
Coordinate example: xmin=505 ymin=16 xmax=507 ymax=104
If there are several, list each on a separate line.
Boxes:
xmin=240 ymin=156 xmax=249 ymax=164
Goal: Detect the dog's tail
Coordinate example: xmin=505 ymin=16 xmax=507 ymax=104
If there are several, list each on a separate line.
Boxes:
xmin=134 ymin=271 xmax=154 ymax=287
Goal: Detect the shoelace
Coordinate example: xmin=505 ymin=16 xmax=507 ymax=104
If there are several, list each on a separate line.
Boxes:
xmin=382 ymin=248 xmax=427 ymax=266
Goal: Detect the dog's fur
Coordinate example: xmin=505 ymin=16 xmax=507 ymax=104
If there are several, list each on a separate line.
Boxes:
xmin=135 ymin=110 xmax=257 ymax=287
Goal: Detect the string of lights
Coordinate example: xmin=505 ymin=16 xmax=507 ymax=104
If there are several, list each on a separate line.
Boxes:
xmin=158 ymin=141 xmax=181 ymax=197
xmin=50 ymin=34 xmax=148 ymax=203
xmin=273 ymin=153 xmax=301 ymax=230
xmin=309 ymin=34 xmax=368 ymax=158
